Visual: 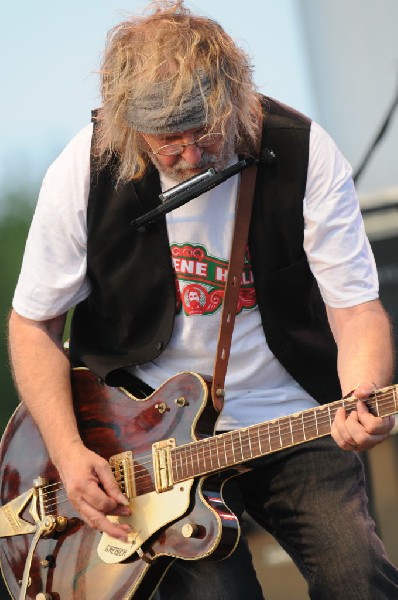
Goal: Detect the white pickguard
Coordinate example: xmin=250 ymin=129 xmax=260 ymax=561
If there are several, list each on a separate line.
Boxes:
xmin=97 ymin=478 xmax=194 ymax=564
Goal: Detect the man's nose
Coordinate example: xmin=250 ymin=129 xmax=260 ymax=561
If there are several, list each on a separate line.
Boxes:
xmin=181 ymin=143 xmax=203 ymax=164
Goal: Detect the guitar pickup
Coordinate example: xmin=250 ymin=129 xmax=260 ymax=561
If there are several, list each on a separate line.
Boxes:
xmin=109 ymin=451 xmax=136 ymax=499
xmin=152 ymin=439 xmax=175 ymax=492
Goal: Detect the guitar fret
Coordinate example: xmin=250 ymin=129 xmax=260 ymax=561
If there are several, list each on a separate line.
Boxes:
xmin=225 ymin=433 xmax=231 ymax=466
xmin=175 ymin=449 xmax=182 ymax=480
xmin=223 ymin=432 xmax=231 ymax=467
xmin=195 ymin=443 xmax=202 ymax=475
xmin=231 ymin=433 xmax=237 ymax=463
xmin=289 ymin=416 xmax=294 ymax=445
xmin=251 ymin=425 xmax=261 ymax=457
xmin=182 ymin=445 xmax=189 ymax=478
xmin=178 ymin=448 xmax=185 ymax=479
xmin=196 ymin=440 xmax=204 ymax=474
xmin=257 ymin=425 xmax=263 ymax=455
xmin=317 ymin=406 xmax=331 ymax=436
xmin=179 ymin=449 xmax=184 ymax=479
xmin=192 ymin=443 xmax=199 ymax=474
xmin=307 ymin=410 xmax=317 ymax=440
xmin=213 ymin=438 xmax=221 ymax=469
xmin=192 ymin=443 xmax=200 ymax=476
xmin=268 ymin=422 xmax=280 ymax=451
xmin=302 ymin=412 xmax=306 ymax=441
xmin=230 ymin=432 xmax=237 ymax=465
xmin=290 ymin=413 xmax=305 ymax=445
xmin=238 ymin=430 xmax=245 ymax=461
xmin=278 ymin=417 xmax=290 ymax=448
xmin=250 ymin=427 xmax=257 ymax=458
xmin=207 ymin=439 xmax=214 ymax=471
xmin=201 ymin=439 xmax=207 ymax=471
xmin=247 ymin=429 xmax=253 ymax=458
xmin=257 ymin=422 xmax=269 ymax=454
xmin=214 ymin=438 xmax=221 ymax=469
xmin=189 ymin=446 xmax=195 ymax=477
xmin=237 ymin=431 xmax=242 ymax=461
xmin=218 ymin=435 xmax=226 ymax=468
xmin=176 ymin=447 xmax=184 ymax=480
xmin=237 ymin=430 xmax=245 ymax=462
xmin=241 ymin=429 xmax=250 ymax=460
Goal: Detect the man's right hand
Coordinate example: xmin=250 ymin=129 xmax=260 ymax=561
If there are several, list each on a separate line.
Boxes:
xmin=55 ymin=440 xmax=132 ymax=541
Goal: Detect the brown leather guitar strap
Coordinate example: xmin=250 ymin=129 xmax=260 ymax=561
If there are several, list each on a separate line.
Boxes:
xmin=211 ymin=119 xmax=263 ymax=412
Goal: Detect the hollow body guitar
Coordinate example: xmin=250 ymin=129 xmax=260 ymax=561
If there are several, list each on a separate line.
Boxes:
xmin=0 ymin=368 xmax=397 ymax=600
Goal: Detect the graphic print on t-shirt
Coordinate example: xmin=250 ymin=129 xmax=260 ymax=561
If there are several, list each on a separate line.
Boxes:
xmin=171 ymin=243 xmax=257 ymax=316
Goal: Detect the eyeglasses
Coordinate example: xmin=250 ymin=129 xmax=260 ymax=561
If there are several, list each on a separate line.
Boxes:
xmin=147 ymin=132 xmax=223 ymax=156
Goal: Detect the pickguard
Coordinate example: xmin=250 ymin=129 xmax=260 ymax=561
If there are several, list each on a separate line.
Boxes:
xmin=97 ymin=478 xmax=194 ymax=564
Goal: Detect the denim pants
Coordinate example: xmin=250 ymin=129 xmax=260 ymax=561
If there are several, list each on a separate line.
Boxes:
xmin=157 ymin=437 xmax=398 ymax=599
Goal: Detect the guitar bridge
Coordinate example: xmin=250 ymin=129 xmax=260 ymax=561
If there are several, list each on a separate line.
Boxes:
xmin=109 ymin=451 xmax=136 ymax=499
xmin=153 ymin=438 xmax=175 ymax=492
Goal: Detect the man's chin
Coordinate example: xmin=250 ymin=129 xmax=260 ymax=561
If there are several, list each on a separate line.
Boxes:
xmin=180 ymin=165 xmax=212 ymax=179
xmin=160 ymin=164 xmax=213 ymax=184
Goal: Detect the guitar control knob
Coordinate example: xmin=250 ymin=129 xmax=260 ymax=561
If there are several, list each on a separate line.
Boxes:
xmin=175 ymin=396 xmax=189 ymax=407
xmin=182 ymin=523 xmax=202 ymax=538
xmin=40 ymin=555 xmax=56 ymax=569
xmin=55 ymin=516 xmax=68 ymax=532
xmin=35 ymin=593 xmax=53 ymax=600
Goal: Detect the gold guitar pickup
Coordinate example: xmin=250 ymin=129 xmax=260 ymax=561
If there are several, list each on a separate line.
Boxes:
xmin=109 ymin=451 xmax=136 ymax=499
xmin=152 ymin=438 xmax=175 ymax=492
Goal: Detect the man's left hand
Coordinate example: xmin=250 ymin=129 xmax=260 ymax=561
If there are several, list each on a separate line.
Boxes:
xmin=331 ymin=381 xmax=395 ymax=451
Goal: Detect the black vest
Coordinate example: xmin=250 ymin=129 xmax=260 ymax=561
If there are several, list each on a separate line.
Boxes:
xmin=70 ymin=97 xmax=341 ymax=404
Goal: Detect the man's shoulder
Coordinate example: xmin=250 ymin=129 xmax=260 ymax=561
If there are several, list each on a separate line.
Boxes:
xmin=44 ymin=123 xmax=93 ymax=182
xmin=261 ymin=95 xmax=311 ymax=130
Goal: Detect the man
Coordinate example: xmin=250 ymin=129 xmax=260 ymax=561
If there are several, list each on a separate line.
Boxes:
xmin=8 ymin=1 xmax=398 ymax=598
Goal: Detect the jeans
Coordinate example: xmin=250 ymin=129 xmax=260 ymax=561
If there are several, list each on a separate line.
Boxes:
xmin=157 ymin=437 xmax=398 ymax=599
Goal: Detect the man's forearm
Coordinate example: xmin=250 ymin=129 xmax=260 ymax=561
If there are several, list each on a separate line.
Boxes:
xmin=8 ymin=310 xmax=82 ymax=467
xmin=326 ymin=299 xmax=394 ymax=396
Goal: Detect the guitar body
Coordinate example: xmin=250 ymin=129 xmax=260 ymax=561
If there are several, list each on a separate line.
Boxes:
xmin=0 ymin=370 xmax=240 ymax=600
xmin=3 ymin=369 xmax=395 ymax=599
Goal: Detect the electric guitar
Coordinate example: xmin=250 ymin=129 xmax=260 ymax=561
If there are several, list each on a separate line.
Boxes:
xmin=0 ymin=368 xmax=397 ymax=600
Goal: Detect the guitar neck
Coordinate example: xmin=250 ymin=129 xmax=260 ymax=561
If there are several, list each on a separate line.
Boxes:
xmin=171 ymin=385 xmax=398 ymax=483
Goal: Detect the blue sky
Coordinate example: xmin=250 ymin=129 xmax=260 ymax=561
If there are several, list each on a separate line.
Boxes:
xmin=0 ymin=1 xmax=316 ymax=197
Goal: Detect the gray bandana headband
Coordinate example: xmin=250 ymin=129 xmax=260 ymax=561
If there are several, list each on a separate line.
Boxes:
xmin=126 ymin=73 xmax=212 ymax=134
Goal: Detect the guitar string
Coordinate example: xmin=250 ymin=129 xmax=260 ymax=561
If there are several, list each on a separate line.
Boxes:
xmin=40 ymin=393 xmax=396 ymax=501
xmin=39 ymin=392 xmax=397 ymax=511
xmin=42 ymin=411 xmax=397 ymax=514
xmin=43 ymin=420 xmax=398 ymax=513
xmin=39 ymin=392 xmax=397 ymax=509
xmin=144 ymin=400 xmax=398 ymax=488
xmin=98 ymin=393 xmax=398 ymax=482
xmin=42 ymin=400 xmax=394 ymax=515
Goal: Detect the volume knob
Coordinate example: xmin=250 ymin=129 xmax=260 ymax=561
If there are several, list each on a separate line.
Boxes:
xmin=182 ymin=523 xmax=202 ymax=538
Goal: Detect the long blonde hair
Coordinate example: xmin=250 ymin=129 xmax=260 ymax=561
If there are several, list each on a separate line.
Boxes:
xmin=93 ymin=0 xmax=261 ymax=183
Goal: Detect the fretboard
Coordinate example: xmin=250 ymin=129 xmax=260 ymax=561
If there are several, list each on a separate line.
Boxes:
xmin=171 ymin=385 xmax=398 ymax=483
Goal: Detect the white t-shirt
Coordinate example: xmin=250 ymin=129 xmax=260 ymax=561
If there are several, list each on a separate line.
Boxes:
xmin=12 ymin=121 xmax=379 ymax=429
